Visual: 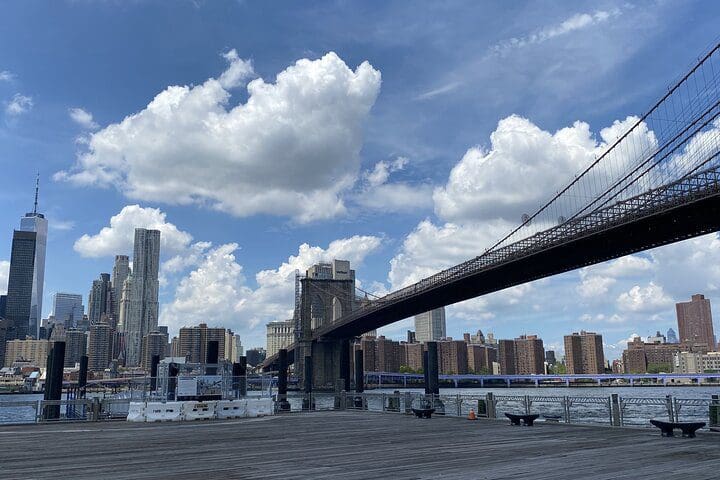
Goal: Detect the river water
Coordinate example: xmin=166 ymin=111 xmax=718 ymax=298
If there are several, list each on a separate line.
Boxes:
xmin=2 ymin=385 xmax=718 ymax=426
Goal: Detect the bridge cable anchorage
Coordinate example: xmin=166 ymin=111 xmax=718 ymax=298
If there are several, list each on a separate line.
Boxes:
xmin=302 ymin=41 xmax=720 ymax=343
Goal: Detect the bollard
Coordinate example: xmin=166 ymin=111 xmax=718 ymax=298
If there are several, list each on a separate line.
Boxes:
xmin=150 ymin=355 xmax=160 ymax=391
xmin=563 ymin=396 xmax=571 ymax=423
xmin=426 ymin=342 xmax=439 ymax=395
xmin=611 ymin=393 xmax=621 ymax=426
xmin=340 ymin=340 xmax=351 ymax=393
xmin=238 ymin=356 xmax=247 ymax=397
xmin=277 ymin=349 xmax=291 ymax=412
xmin=303 ymin=355 xmax=314 ymax=410
xmin=354 ymin=349 xmax=364 ymax=408
xmin=43 ymin=342 xmax=66 ymax=421
xmin=422 ymin=351 xmax=429 ymax=394
xmin=78 ymin=355 xmax=88 ymax=399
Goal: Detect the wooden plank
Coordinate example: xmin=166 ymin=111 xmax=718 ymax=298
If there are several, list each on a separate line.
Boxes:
xmin=1 ymin=412 xmax=717 ymax=479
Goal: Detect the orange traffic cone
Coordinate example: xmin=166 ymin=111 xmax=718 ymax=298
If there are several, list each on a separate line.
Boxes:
xmin=468 ymin=408 xmax=477 ymax=420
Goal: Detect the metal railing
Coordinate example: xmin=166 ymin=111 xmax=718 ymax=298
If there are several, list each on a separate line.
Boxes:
xmin=324 ymin=392 xmax=720 ymax=430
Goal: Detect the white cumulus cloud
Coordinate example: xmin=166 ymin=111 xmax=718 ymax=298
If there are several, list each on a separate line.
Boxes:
xmin=616 ymin=282 xmax=672 ymax=313
xmin=74 ymin=205 xmax=193 ymax=258
xmin=161 ymin=235 xmax=382 ymax=343
xmin=55 ymin=51 xmax=382 ymax=223
xmin=68 ymin=107 xmax=99 ymax=130
xmin=0 ymin=260 xmax=9 ymax=295
xmin=354 ymin=156 xmax=433 ymax=214
xmin=5 ymin=93 xmax=33 ymax=116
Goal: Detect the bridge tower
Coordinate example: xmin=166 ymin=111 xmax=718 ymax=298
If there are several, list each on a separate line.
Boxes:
xmin=297 ymin=261 xmax=355 ymax=389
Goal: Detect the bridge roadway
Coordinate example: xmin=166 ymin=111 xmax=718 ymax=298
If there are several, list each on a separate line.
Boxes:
xmin=2 ymin=411 xmax=717 ymax=479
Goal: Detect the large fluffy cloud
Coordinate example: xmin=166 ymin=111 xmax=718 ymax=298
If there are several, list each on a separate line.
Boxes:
xmin=74 ymin=205 xmax=193 ymax=257
xmin=432 ymin=114 xmax=654 ymax=224
xmin=56 ymin=50 xmax=381 ymax=223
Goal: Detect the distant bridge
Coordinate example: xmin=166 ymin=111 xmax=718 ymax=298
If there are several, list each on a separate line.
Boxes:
xmin=264 ymin=43 xmax=720 ymax=387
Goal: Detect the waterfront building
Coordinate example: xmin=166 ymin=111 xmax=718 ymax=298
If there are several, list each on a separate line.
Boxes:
xmin=514 ymin=335 xmax=545 ymax=375
xmin=266 ymin=319 xmax=294 ymax=357
xmin=123 ymin=228 xmax=161 ymax=367
xmin=51 ymin=293 xmax=84 ymax=328
xmin=245 ymin=347 xmax=267 ymax=367
xmin=467 ymin=344 xmax=497 ymax=373
xmin=178 ymin=323 xmax=228 ymax=363
xmin=141 ymin=330 xmax=168 ymax=370
xmin=437 ymin=339 xmax=467 ymax=374
xmin=17 ymin=179 xmax=47 ymax=339
xmin=376 ymin=336 xmax=403 ymax=372
xmin=666 ymin=328 xmax=678 ymax=344
xmin=3 ymin=338 xmax=51 ymax=368
xmin=564 ymin=331 xmax=604 ymax=374
xmin=111 ymin=255 xmax=130 ymax=319
xmin=403 ymin=342 xmax=423 ymax=371
xmin=88 ymin=273 xmax=113 ymax=326
xmin=673 ymin=351 xmax=720 ymax=374
xmin=4 ymin=230 xmax=37 ymax=340
xmin=622 ymin=337 xmax=680 ymax=373
xmin=65 ymin=329 xmax=88 ymax=368
xmin=498 ymin=340 xmax=516 ymax=375
xmin=414 ymin=307 xmax=446 ymax=343
xmin=88 ymin=322 xmax=112 ymax=371
xmin=676 ymin=294 xmax=716 ymax=351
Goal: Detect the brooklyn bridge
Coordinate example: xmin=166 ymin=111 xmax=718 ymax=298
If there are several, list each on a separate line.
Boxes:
xmin=263 ymin=42 xmax=720 ymax=388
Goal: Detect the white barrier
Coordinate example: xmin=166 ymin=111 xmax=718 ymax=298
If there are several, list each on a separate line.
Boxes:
xmin=183 ymin=401 xmax=217 ymax=421
xmin=246 ymin=398 xmax=274 ymax=417
xmin=145 ymin=402 xmax=184 ymax=422
xmin=127 ymin=402 xmax=146 ymax=422
xmin=217 ymin=399 xmax=247 ymax=419
xmin=127 ymin=398 xmax=273 ymax=422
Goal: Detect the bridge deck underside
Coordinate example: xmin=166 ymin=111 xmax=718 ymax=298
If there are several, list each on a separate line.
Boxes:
xmin=323 ymin=192 xmax=720 ymax=339
xmin=2 ymin=412 xmax=718 ymax=479
xmin=265 ymin=189 xmax=720 ymax=368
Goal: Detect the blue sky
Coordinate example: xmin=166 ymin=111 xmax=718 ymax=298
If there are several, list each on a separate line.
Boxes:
xmin=1 ymin=0 xmax=719 ymax=359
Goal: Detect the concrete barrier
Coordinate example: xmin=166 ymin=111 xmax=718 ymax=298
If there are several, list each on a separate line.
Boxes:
xmin=247 ymin=398 xmax=274 ymax=417
xmin=183 ymin=401 xmax=217 ymax=421
xmin=145 ymin=402 xmax=184 ymax=422
xmin=217 ymin=399 xmax=247 ymax=419
xmin=127 ymin=402 xmax=147 ymax=422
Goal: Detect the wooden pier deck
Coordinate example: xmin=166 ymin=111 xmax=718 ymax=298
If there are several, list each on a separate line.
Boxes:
xmin=1 ymin=411 xmax=718 ymax=479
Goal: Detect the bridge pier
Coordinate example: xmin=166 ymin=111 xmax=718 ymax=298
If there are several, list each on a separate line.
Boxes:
xmin=277 ymin=349 xmax=291 ymax=412
xmin=307 ymin=338 xmax=352 ymax=390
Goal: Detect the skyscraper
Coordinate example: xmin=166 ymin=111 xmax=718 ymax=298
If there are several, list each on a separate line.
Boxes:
xmin=18 ymin=176 xmax=48 ymax=338
xmin=88 ymin=273 xmax=113 ymax=326
xmin=676 ymin=294 xmax=716 ymax=351
xmin=52 ymin=292 xmax=84 ymax=328
xmin=88 ymin=322 xmax=112 ymax=371
xmin=5 ymin=230 xmax=37 ymax=340
xmin=123 ymin=229 xmax=160 ymax=366
xmin=111 ymin=255 xmax=130 ymax=319
xmin=65 ymin=329 xmax=88 ymax=368
xmin=667 ymin=328 xmax=678 ymax=344
xmin=414 ymin=307 xmax=446 ymax=342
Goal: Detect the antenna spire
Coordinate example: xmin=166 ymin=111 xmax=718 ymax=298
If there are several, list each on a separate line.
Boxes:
xmin=33 ymin=172 xmax=39 ymax=214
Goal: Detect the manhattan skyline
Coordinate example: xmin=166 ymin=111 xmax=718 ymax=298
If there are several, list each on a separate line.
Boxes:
xmin=2 ymin=1 xmax=720 ymax=358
